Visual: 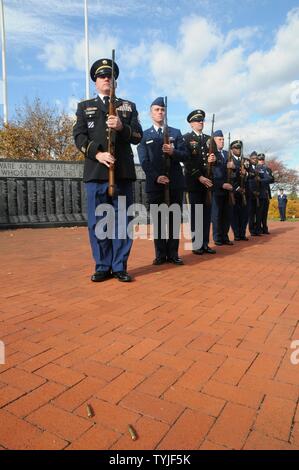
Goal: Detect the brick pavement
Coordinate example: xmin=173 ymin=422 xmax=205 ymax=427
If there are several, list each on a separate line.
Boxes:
xmin=0 ymin=222 xmax=298 ymax=450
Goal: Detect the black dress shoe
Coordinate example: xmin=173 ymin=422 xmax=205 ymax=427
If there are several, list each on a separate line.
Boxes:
xmin=153 ymin=257 xmax=167 ymax=265
xmin=263 ymin=231 xmax=270 ymax=235
xmin=223 ymin=240 xmax=234 ymax=245
xmin=214 ymin=241 xmax=223 ymax=246
xmin=203 ymin=246 xmax=216 ymax=254
xmin=91 ymin=271 xmax=111 ymax=282
xmin=234 ymin=237 xmax=241 ymax=241
xmin=168 ymin=257 xmax=184 ymax=265
xmin=240 ymin=236 xmax=249 ymax=241
xmin=192 ymin=248 xmax=204 ymax=255
xmin=113 ymin=271 xmax=132 ymax=282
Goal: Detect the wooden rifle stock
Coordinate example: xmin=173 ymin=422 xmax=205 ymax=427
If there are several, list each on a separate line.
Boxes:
xmin=227 ymin=132 xmax=235 ymax=206
xmin=163 ymin=96 xmax=170 ymax=206
xmin=108 ymin=49 xmax=117 ymax=198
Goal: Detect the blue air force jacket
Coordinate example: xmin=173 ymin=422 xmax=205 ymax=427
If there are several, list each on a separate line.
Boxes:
xmin=137 ymin=126 xmax=188 ymax=193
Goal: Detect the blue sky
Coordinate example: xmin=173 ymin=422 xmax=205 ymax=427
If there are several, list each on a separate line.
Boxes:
xmin=1 ymin=0 xmax=299 ymax=167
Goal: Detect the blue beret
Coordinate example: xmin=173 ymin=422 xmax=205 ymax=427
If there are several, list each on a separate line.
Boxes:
xmin=213 ymin=130 xmax=224 ymax=138
xmin=151 ymin=97 xmax=165 ymax=107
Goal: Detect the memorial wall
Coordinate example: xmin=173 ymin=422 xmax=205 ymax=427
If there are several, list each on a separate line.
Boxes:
xmin=0 ymin=160 xmax=146 ymax=229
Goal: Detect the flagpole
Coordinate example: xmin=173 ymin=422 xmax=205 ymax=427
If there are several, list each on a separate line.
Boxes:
xmin=84 ymin=0 xmax=90 ymax=100
xmin=0 ymin=0 xmax=8 ymax=124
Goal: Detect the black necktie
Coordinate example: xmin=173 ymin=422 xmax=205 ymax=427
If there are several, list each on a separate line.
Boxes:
xmin=157 ymin=128 xmax=163 ymax=137
xmin=103 ymin=96 xmax=110 ymax=112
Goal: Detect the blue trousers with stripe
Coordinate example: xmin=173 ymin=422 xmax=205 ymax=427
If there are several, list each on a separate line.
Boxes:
xmin=85 ymin=181 xmax=133 ymax=273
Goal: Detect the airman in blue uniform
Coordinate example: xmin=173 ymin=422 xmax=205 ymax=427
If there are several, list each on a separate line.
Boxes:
xmin=137 ymin=97 xmax=188 ymax=265
xmin=278 ymin=189 xmax=288 ymax=221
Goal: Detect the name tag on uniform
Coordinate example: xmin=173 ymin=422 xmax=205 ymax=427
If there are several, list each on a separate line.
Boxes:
xmin=146 ymin=140 xmax=154 ymax=144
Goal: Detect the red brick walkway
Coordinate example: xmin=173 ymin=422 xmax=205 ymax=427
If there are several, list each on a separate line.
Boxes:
xmin=0 ymin=222 xmax=299 ymax=450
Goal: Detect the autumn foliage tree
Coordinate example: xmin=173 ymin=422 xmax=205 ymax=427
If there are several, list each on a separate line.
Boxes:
xmin=0 ymin=98 xmax=82 ymax=161
xmin=267 ymin=157 xmax=299 ymax=196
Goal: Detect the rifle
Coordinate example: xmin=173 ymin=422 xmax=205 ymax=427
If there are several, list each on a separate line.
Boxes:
xmin=254 ymin=164 xmax=261 ymax=208
xmin=226 ymin=133 xmax=235 ymax=206
xmin=107 ymin=49 xmax=117 ymax=198
xmin=240 ymin=143 xmax=247 ymax=206
xmin=206 ymin=114 xmax=216 ymax=205
xmin=163 ymin=96 xmax=170 ymax=206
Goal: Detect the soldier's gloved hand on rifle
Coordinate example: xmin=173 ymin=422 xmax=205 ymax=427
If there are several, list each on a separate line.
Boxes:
xmin=96 ymin=152 xmax=115 ymax=168
xmin=208 ymin=153 xmax=216 ymax=163
xmin=157 ymin=175 xmax=170 ymax=185
xmin=222 ymin=183 xmax=233 ymax=191
xmin=162 ymin=143 xmax=174 ymax=155
xmin=199 ymin=176 xmax=213 ymax=188
xmin=227 ymin=161 xmax=235 ymax=170
xmin=106 ymin=114 xmax=123 ymax=131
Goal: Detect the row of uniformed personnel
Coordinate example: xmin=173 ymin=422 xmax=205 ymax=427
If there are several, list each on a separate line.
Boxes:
xmin=138 ymin=99 xmax=274 ymax=265
xmin=73 ymin=57 xmax=274 ymax=282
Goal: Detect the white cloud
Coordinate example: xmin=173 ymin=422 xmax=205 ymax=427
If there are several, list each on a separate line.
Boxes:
xmin=215 ymin=110 xmax=299 ymax=164
xmin=38 ymin=32 xmax=119 ymax=73
xmin=141 ymin=9 xmax=299 ymax=117
xmin=247 ymin=8 xmax=299 ymax=88
xmin=39 ymin=43 xmax=72 ymax=71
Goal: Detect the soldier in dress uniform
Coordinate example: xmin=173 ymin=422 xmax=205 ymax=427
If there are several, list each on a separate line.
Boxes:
xmin=183 ymin=109 xmax=217 ymax=255
xmin=137 ymin=97 xmax=188 ymax=265
xmin=211 ymin=130 xmax=235 ymax=246
xmin=257 ymin=153 xmax=274 ymax=234
xmin=73 ymin=58 xmax=143 ymax=282
xmin=230 ymin=140 xmax=249 ymax=241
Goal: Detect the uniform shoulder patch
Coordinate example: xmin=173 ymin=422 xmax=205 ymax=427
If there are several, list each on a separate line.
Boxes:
xmin=117 ymin=100 xmax=132 ymax=112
